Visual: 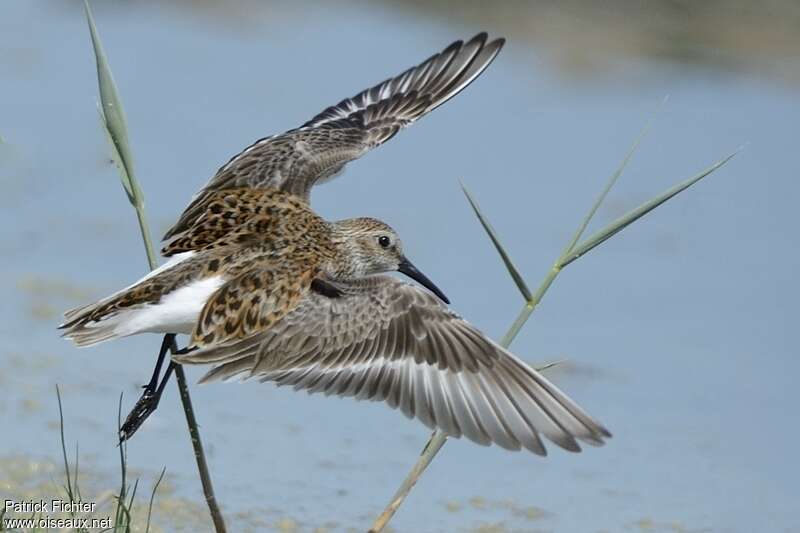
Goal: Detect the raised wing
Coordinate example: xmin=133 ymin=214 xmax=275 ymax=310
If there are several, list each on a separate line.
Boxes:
xmin=163 ymin=33 xmax=504 ymax=243
xmin=302 ymin=32 xmax=505 ymax=129
xmin=176 ymin=276 xmax=611 ymax=455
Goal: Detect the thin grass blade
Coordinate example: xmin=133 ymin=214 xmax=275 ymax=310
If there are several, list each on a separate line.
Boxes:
xmin=146 ymin=468 xmax=166 ymax=533
xmin=55 ymin=386 xmax=74 ymax=502
xmin=114 ymin=393 xmax=127 ymax=530
xmin=560 ymin=97 xmax=666 ymax=258
xmin=461 ymin=182 xmax=533 ymax=301
xmin=560 ymin=149 xmax=739 ymax=268
xmin=126 ymin=478 xmax=139 ymax=521
xmin=73 ymin=443 xmax=82 ymax=502
xmin=535 ymin=359 xmax=566 ymax=372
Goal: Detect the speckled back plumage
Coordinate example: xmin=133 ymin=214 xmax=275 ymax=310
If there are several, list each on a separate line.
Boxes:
xmin=162 ymin=188 xmax=327 ymax=257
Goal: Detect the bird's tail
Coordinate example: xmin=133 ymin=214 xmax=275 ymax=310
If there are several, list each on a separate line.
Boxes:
xmin=58 ymin=299 xmax=127 ymax=347
xmin=59 ymin=252 xmax=199 ymax=347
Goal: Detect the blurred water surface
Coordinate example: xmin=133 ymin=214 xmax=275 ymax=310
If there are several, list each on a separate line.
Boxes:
xmin=1 ymin=1 xmax=799 ymax=532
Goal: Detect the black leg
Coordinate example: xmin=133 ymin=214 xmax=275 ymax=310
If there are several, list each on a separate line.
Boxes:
xmin=119 ymin=333 xmax=178 ymax=442
xmin=155 ymin=361 xmax=177 ymax=396
xmin=143 ymin=334 xmax=173 ymax=392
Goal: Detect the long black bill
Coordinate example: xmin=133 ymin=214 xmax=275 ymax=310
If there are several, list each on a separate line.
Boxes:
xmin=397 ymin=257 xmax=450 ymax=304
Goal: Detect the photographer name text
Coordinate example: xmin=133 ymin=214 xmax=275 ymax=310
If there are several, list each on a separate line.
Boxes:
xmin=4 ymin=498 xmax=96 ymax=513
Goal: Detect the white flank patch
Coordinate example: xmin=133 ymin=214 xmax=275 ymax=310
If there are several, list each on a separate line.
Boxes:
xmin=95 ymin=251 xmax=197 ymax=304
xmin=136 ymin=251 xmax=196 ymax=283
xmin=120 ymin=275 xmax=225 ymax=336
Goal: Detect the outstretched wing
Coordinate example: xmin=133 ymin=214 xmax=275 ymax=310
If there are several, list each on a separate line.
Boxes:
xmin=163 ymin=33 xmax=504 ymax=243
xmin=176 ymin=276 xmax=611 ymax=455
xmin=301 ymin=32 xmax=504 ymax=130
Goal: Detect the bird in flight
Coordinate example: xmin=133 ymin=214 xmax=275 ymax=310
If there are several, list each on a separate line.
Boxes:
xmin=61 ymin=33 xmax=610 ymax=454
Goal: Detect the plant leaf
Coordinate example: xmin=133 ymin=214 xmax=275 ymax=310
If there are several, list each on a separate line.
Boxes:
xmin=97 ymin=107 xmax=135 ymax=203
xmin=560 ymin=96 xmax=666 ymax=259
xmin=461 ymin=182 xmax=533 ymax=301
xmin=560 ymin=149 xmax=739 ymax=268
xmin=535 ymin=359 xmax=566 ymax=372
xmin=85 ymin=0 xmax=141 ymax=207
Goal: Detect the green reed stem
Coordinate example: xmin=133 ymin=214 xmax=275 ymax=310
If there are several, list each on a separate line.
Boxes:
xmin=84 ymin=3 xmax=226 ymax=531
xmin=133 ymin=204 xmax=158 ymax=270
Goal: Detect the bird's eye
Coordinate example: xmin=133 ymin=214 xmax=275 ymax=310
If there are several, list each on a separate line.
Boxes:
xmin=378 ymin=235 xmax=391 ymax=248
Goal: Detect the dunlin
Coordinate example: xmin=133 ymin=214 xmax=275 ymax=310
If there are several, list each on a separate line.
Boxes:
xmin=61 ymin=33 xmax=611 ymax=453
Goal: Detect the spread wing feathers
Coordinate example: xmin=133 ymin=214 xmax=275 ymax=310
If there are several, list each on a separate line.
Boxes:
xmin=190 ymin=264 xmax=317 ymax=349
xmin=303 ymin=32 xmax=504 ymax=129
xmin=177 ymin=276 xmax=611 ymax=455
xmin=162 ymin=33 xmax=504 ymax=243
xmin=162 ymin=93 xmax=430 ymax=243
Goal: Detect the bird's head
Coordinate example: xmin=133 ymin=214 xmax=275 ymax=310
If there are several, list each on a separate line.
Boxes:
xmin=330 ymin=217 xmax=449 ymax=304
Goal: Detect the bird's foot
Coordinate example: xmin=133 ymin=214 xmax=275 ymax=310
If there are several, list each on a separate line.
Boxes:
xmin=119 ymin=387 xmax=161 ymax=443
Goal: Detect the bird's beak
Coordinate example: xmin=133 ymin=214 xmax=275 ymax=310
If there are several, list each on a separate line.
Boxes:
xmin=397 ymin=257 xmax=450 ymax=304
